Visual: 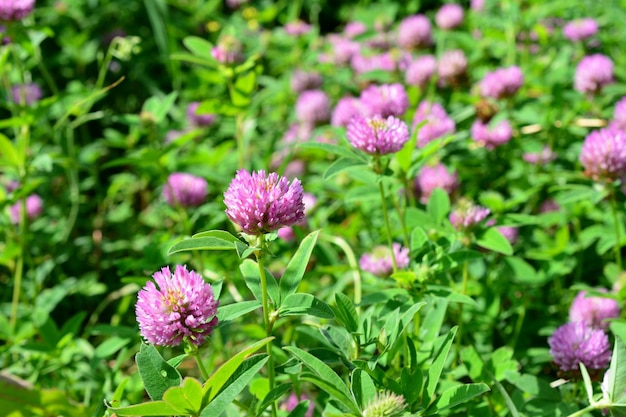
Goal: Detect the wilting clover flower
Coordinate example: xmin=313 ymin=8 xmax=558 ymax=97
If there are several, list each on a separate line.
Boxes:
xmin=346 ymin=115 xmax=409 ymax=155
xmin=611 ymin=97 xmax=626 ymax=132
xmin=575 ymin=54 xmax=614 ymax=95
xmin=569 ymin=290 xmax=620 ymax=330
xmin=224 ymin=170 xmax=305 ymax=235
xmin=449 ymin=201 xmax=490 ymax=230
xmin=548 ymin=321 xmax=612 ymax=372
xmin=479 ymin=66 xmax=524 ymax=99
xmin=437 ymin=49 xmax=467 ymax=87
xmin=397 ymin=14 xmax=432 ymax=50
xmin=360 ymin=243 xmax=410 ymax=277
xmin=296 ymin=89 xmax=331 ymax=125
xmin=523 ymin=146 xmax=556 ymax=164
xmin=331 ymin=96 xmax=366 ymax=127
xmin=405 ymin=55 xmax=436 ymax=87
xmin=360 ymin=83 xmax=409 ymax=118
xmin=136 ymin=265 xmax=219 ymax=347
xmin=11 ymin=83 xmax=42 ymax=105
xmin=10 ymin=194 xmax=43 ymax=224
xmin=563 ymin=18 xmax=598 ymax=42
xmin=163 ymin=173 xmax=208 ymax=207
xmin=413 ymin=101 xmax=456 ymax=147
xmin=471 ymin=119 xmax=513 ymax=149
xmin=435 ymin=4 xmax=464 ymax=30
xmin=363 ymin=391 xmax=406 ymax=417
xmin=0 ymin=0 xmax=35 ymax=21
xmin=290 ymin=70 xmax=323 ymax=94
xmin=186 ymin=102 xmax=216 ymax=127
xmin=281 ymin=393 xmax=314 ymax=417
xmin=414 ymin=163 xmax=458 ymax=204
xmin=579 ymin=127 xmax=626 ymax=181
xmin=211 ymin=35 xmax=244 ymax=65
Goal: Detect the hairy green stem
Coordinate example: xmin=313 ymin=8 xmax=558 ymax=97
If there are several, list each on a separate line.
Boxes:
xmin=378 ymin=179 xmax=398 ymax=273
xmin=255 ymin=236 xmax=278 ymax=417
xmin=610 ymin=190 xmax=623 ymax=271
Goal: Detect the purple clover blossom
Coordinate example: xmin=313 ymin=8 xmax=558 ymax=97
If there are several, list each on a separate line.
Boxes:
xmin=579 ymin=127 xmax=626 ymax=181
xmin=611 ymin=97 xmax=626 ymax=132
xmin=437 ymin=49 xmax=467 ymax=87
xmin=186 ymin=102 xmax=216 ymax=127
xmin=163 ymin=173 xmax=208 ymax=208
xmin=11 ymin=83 xmax=42 ymax=105
xmin=359 ymin=243 xmax=410 ymax=277
xmin=359 ymin=83 xmax=409 ymax=118
xmin=344 ymin=21 xmax=367 ymax=38
xmin=449 ymin=202 xmax=490 ymax=230
xmin=523 ymin=146 xmax=556 ymax=164
xmin=569 ymin=290 xmax=620 ymax=330
xmin=397 ymin=14 xmax=433 ymax=50
xmin=414 ymin=163 xmax=458 ymax=204
xmin=296 ymin=89 xmax=331 ymax=125
xmin=290 ymin=70 xmax=323 ymax=94
xmin=548 ymin=321 xmax=612 ymax=372
xmin=0 ymin=0 xmax=35 ymax=21
xmin=471 ymin=119 xmax=513 ymax=149
xmin=284 ymin=20 xmax=312 ymax=36
xmin=346 ymin=115 xmax=410 ymax=155
xmin=350 ymin=52 xmax=396 ymax=75
xmin=435 ymin=4 xmax=464 ymax=30
xmin=211 ymin=35 xmax=244 ymax=65
xmin=497 ymin=226 xmax=518 ymax=245
xmin=10 ymin=194 xmax=43 ymax=224
xmin=282 ymin=393 xmax=314 ymax=417
xmin=331 ymin=96 xmax=367 ymax=127
xmin=412 ymin=101 xmax=456 ymax=148
xmin=470 ymin=0 xmax=485 ymax=12
xmin=224 ymin=170 xmax=305 ymax=235
xmin=136 ymin=265 xmax=219 ymax=347
xmin=563 ymin=18 xmax=598 ymax=42
xmin=281 ymin=122 xmax=313 ymax=145
xmin=326 ymin=35 xmax=361 ymax=66
xmin=575 ymin=54 xmax=614 ymax=95
xmin=405 ymin=55 xmax=437 ymax=87
xmin=479 ymin=66 xmax=524 ymax=99
xmin=540 ymin=199 xmax=560 ymax=213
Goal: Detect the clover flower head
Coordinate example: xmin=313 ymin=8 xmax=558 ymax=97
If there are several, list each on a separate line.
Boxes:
xmin=136 ymin=265 xmax=219 ymax=347
xmin=344 ymin=21 xmax=367 ymax=38
xmin=290 ymin=70 xmax=323 ymax=94
xmin=284 ymin=20 xmax=312 ymax=36
xmin=397 ymin=14 xmax=432 ymax=49
xmin=449 ymin=201 xmax=490 ymax=230
xmin=296 ymin=89 xmax=331 ymax=124
xmin=350 ymin=52 xmax=396 ymax=75
xmin=326 ymin=35 xmax=361 ymax=66
xmin=10 ymin=194 xmax=43 ymax=224
xmin=0 ymin=0 xmax=35 ymax=21
xmin=211 ymin=35 xmax=244 ymax=64
xmin=548 ymin=321 xmax=612 ymax=372
xmin=437 ymin=49 xmax=467 ymax=86
xmin=360 ymin=243 xmax=410 ymax=277
xmin=471 ymin=119 xmax=513 ymax=149
xmin=413 ymin=101 xmax=456 ymax=147
xmin=497 ymin=226 xmax=518 ymax=244
xmin=569 ymin=290 xmax=620 ymax=330
xmin=163 ymin=173 xmax=208 ymax=207
xmin=435 ymin=4 xmax=464 ymax=30
xmin=186 ymin=102 xmax=216 ymax=127
xmin=224 ymin=170 xmax=305 ymax=235
xmin=360 ymin=83 xmax=409 ymax=118
xmin=523 ymin=146 xmax=556 ymax=164
xmin=346 ymin=114 xmax=410 ymax=155
xmin=611 ymin=97 xmax=626 ymax=132
xmin=332 ymin=96 xmax=366 ymax=127
xmin=579 ymin=126 xmax=626 ymax=181
xmin=563 ymin=18 xmax=598 ymax=42
xmin=405 ymin=55 xmax=436 ymax=87
xmin=11 ymin=83 xmax=42 ymax=105
xmin=282 ymin=393 xmax=314 ymax=417
xmin=414 ymin=163 xmax=458 ymax=204
xmin=575 ymin=54 xmax=614 ymax=95
xmin=480 ymin=66 xmax=524 ymax=99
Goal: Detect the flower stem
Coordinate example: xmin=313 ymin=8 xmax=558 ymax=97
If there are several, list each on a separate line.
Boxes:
xmin=255 ymin=236 xmax=278 ymax=417
xmin=378 ymin=178 xmax=398 ymax=273
xmin=455 ymin=260 xmax=470 ymax=363
xmin=193 ymin=351 xmax=210 ymax=381
xmin=610 ymin=190 xmax=623 ymax=271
